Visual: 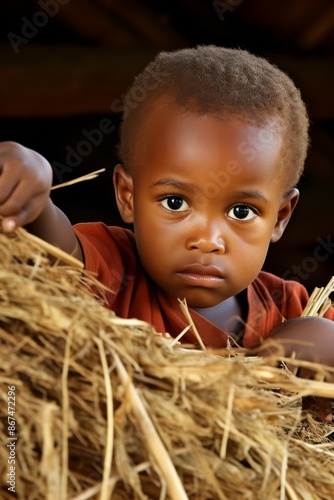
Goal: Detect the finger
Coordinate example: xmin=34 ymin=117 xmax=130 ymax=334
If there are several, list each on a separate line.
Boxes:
xmin=0 ymin=168 xmax=20 ymax=206
xmin=316 ymin=397 xmax=333 ymax=423
xmin=1 ymin=192 xmax=47 ymax=232
xmin=302 ymin=396 xmax=333 ymax=423
xmin=1 ymin=217 xmax=17 ymax=232
xmin=0 ymin=177 xmax=44 ymax=218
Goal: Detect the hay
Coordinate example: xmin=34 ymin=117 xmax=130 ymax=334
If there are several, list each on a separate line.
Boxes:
xmin=0 ymin=227 xmax=334 ymax=500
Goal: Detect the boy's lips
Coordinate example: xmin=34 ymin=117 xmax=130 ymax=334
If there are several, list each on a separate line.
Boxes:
xmin=176 ymin=263 xmax=225 ymax=288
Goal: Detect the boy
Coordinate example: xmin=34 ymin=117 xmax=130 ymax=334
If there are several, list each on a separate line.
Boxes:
xmin=0 ymin=46 xmax=333 ymax=419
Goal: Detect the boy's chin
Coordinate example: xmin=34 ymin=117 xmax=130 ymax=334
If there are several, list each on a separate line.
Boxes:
xmin=181 ymin=291 xmax=227 ymax=309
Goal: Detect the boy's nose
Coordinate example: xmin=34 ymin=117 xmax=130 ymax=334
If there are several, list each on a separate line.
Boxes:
xmin=186 ymin=223 xmax=226 ymax=254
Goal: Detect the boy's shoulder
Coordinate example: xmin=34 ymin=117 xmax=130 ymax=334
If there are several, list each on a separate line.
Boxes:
xmin=243 ymin=271 xmax=311 ymax=347
xmin=251 ymin=270 xmax=310 ymax=318
xmin=73 ymin=222 xmax=138 ymax=273
xmin=255 ymin=270 xmax=307 ymax=293
xmin=74 ymin=221 xmax=135 ymax=247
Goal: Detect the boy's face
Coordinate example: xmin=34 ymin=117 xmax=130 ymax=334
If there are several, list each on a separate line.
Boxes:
xmin=114 ymin=98 xmax=299 ymax=308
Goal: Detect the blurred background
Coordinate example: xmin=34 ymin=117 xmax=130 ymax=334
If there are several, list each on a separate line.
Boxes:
xmin=0 ymin=0 xmax=333 ymax=294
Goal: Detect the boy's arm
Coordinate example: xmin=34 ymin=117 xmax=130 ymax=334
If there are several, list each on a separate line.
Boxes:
xmin=261 ymin=316 xmax=334 ymax=422
xmin=0 ymin=141 xmax=82 ymax=261
xmin=26 ymin=198 xmax=83 ymax=261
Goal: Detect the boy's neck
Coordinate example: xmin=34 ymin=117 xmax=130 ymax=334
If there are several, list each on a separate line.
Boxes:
xmin=192 ymin=294 xmax=246 ymax=339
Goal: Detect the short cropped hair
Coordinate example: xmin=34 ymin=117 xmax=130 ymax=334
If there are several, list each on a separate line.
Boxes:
xmin=119 ymin=45 xmax=309 ymax=191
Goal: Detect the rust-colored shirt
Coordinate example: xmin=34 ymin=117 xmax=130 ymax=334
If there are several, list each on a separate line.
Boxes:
xmin=74 ymin=223 xmax=334 ymax=348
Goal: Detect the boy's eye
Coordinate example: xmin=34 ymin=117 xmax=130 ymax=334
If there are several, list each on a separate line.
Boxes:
xmin=227 ymin=205 xmax=257 ymax=221
xmin=160 ymin=196 xmax=189 ymax=212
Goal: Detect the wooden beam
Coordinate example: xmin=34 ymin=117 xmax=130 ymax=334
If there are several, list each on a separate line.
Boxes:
xmin=97 ymin=0 xmax=188 ymax=48
xmin=267 ymin=53 xmax=334 ymax=121
xmin=298 ymin=6 xmax=334 ymax=49
xmin=0 ymin=44 xmax=159 ymax=117
xmin=55 ymin=0 xmax=136 ymax=46
xmin=0 ymin=44 xmax=333 ymax=119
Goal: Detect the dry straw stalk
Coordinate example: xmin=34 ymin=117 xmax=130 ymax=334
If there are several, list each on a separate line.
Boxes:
xmin=0 ymin=226 xmax=333 ymax=499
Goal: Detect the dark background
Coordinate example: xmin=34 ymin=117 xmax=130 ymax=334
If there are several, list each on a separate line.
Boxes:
xmin=0 ymin=0 xmax=333 ymax=293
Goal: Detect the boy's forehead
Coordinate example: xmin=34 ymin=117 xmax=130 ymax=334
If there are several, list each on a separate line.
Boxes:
xmin=140 ymin=92 xmax=282 ymax=139
xmin=132 ymin=98 xmax=284 ymax=190
xmin=137 ymin=94 xmax=282 ymax=157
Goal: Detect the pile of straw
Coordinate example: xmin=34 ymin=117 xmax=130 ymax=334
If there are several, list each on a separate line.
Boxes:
xmin=0 ymin=227 xmax=334 ymax=500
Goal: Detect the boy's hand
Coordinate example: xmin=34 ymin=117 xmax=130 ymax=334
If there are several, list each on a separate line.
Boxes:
xmin=0 ymin=141 xmax=53 ymax=232
xmin=264 ymin=316 xmax=334 ymax=422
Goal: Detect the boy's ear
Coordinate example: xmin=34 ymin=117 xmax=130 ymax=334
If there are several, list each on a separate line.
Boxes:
xmin=113 ymin=164 xmax=134 ymax=224
xmin=271 ymin=188 xmax=299 ymax=243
